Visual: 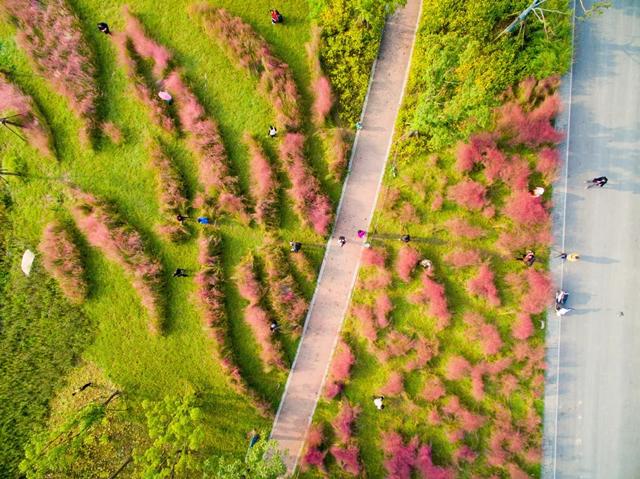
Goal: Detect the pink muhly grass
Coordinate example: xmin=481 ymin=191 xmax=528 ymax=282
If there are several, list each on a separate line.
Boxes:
xmin=279 ymin=133 xmax=332 ymax=235
xmin=415 ymin=444 xmax=455 ymax=479
xmin=38 ymin=221 xmax=87 ymax=303
xmin=198 ymin=6 xmax=301 ymax=130
xmin=420 ymin=272 xmax=451 ymax=328
xmin=501 ymin=374 xmax=519 ymax=397
xmin=443 ymin=396 xmax=486 ymax=432
xmin=448 ymin=179 xmax=488 ymax=210
xmin=380 ymin=372 xmax=404 ymax=396
xmin=325 ymin=341 xmax=355 ymax=399
xmin=444 ymin=218 xmax=485 ymax=239
xmin=301 ymin=424 xmax=326 ymax=471
xmin=453 ymin=445 xmax=478 ymax=465
xmin=395 ymin=245 xmax=420 ymax=282
xmin=444 ymin=248 xmax=481 ymax=268
xmin=464 ymin=312 xmax=503 ymax=356
xmin=101 ymin=121 xmax=123 ymax=145
xmin=483 ymin=146 xmax=508 ymax=183
xmin=421 ymin=376 xmax=446 ymax=401
xmin=522 ymin=268 xmax=553 ymax=314
xmin=70 ymin=189 xmax=164 ymax=333
xmin=470 ymin=365 xmax=486 ymax=401
xmin=374 ymin=292 xmax=393 ymax=328
xmin=500 ymin=155 xmax=531 ymax=191
xmin=312 ymin=76 xmax=333 ymax=125
xmin=405 ymin=337 xmax=439 ymax=371
xmin=496 ymin=227 xmax=551 ymax=255
xmin=164 ymin=71 xmax=248 ymax=221
xmin=398 ymin=202 xmax=419 ymax=223
xmin=537 ymin=147 xmax=561 ymax=181
xmin=431 ymin=192 xmax=444 ymax=211
xmin=235 ymin=254 xmax=263 ymax=305
xmin=361 ymin=247 xmax=386 ymax=267
xmin=327 ymin=128 xmax=350 ymax=181
xmin=445 ymin=355 xmax=471 ymax=381
xmin=496 ymin=94 xmax=564 ymax=147
xmin=386 ymin=331 xmax=414 ymax=358
xmin=0 ymin=73 xmax=53 ymax=157
xmin=289 ymin=250 xmax=316 ymax=282
xmin=360 ymin=268 xmax=392 ymax=290
xmin=196 ymin=233 xmax=226 ymax=330
xmin=122 ymin=7 xmax=172 ymax=78
xmin=150 ymin=144 xmax=189 ymax=241
xmin=503 ymin=190 xmax=550 ymax=226
xmin=466 ymin=263 xmax=501 ymax=307
xmin=243 ymin=133 xmax=278 ymax=226
xmin=507 ymin=463 xmax=530 ymax=479
xmin=245 ymin=304 xmax=285 ymax=368
xmin=332 ymin=401 xmax=360 ymax=444
xmin=381 ymin=432 xmax=417 ymax=479
xmin=512 ymin=312 xmax=534 ymax=340
xmin=262 ymin=238 xmax=308 ymax=326
xmin=352 ymin=304 xmax=377 ymax=342
xmin=329 ymin=445 xmax=361 ymax=476
xmin=5 ymin=0 xmax=97 ymax=136
xmin=454 ymin=132 xmax=496 ymax=173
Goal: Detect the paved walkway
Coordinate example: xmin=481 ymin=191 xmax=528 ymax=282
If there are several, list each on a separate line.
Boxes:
xmin=544 ymin=1 xmax=640 ymax=478
xmin=269 ymin=0 xmax=422 ymax=474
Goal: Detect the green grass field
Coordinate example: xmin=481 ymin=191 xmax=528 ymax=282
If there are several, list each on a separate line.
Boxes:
xmin=0 ymin=0 xmax=343 ymax=474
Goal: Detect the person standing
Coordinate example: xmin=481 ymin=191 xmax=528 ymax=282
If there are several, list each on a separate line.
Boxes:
xmin=289 ymin=241 xmax=302 ymax=253
xmin=173 ymin=268 xmax=188 ymax=277
xmin=338 ymin=236 xmax=346 ymax=247
xmin=268 ymin=125 xmax=277 ymax=138
xmin=97 ymin=22 xmax=111 ymax=35
xmin=373 ymin=396 xmax=385 ymax=410
xmin=357 ymin=230 xmax=366 ymax=239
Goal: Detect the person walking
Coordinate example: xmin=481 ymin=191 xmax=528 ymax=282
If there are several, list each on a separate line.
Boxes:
xmin=555 ymin=290 xmax=569 ymax=306
xmin=373 ymin=396 xmax=385 ymax=410
xmin=585 ymin=176 xmax=608 ymax=188
xmin=289 ymin=241 xmax=302 ymax=253
xmin=270 ymin=320 xmax=279 ymax=333
xmin=400 ymin=234 xmax=411 ymax=243
xmin=555 ymin=304 xmax=573 ymax=316
xmin=97 ymin=22 xmax=111 ymax=35
xmin=173 ymin=268 xmax=188 ymax=277
xmin=357 ymin=229 xmax=366 ymax=239
xmin=338 ymin=236 xmax=346 ymax=247
xmin=176 ymin=214 xmax=188 ymax=223
xmin=270 ymin=9 xmax=283 ymax=24
xmin=268 ymin=125 xmax=277 ymax=138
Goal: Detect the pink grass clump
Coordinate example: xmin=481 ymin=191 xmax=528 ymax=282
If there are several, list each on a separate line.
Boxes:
xmin=380 ymin=372 xmax=404 ymax=396
xmin=164 ymin=71 xmax=248 ymax=221
xmin=374 ymin=292 xmax=393 ymax=328
xmin=324 ymin=341 xmax=355 ymax=399
xmin=312 ymin=76 xmax=333 ymax=125
xmin=496 ymin=94 xmax=564 ymax=147
xmin=444 ymin=218 xmax=485 ymax=239
xmin=5 ymin=0 xmax=97 ymax=138
xmin=537 ymin=147 xmax=561 ymax=182
xmin=522 ymin=268 xmax=553 ymax=314
xmin=70 ymin=189 xmax=164 ymax=333
xmin=332 ymin=401 xmax=360 ymax=444
xmin=500 ymin=155 xmax=531 ymax=191
xmin=327 ymin=128 xmax=350 ymax=181
xmin=405 ymin=338 xmax=439 ymax=371
xmin=235 ymin=254 xmax=262 ymax=305
xmin=444 ymin=248 xmax=481 ymax=268
xmin=445 ymin=355 xmax=471 ymax=381
xmin=360 ymin=268 xmax=392 ymax=290
xmin=198 ymin=6 xmax=301 ymax=130
xmin=0 ymin=73 xmax=53 ymax=156
xmin=122 ymin=7 xmax=172 ymax=78
xmin=448 ymin=179 xmax=488 ymax=210
xmin=464 ymin=312 xmax=503 ymax=356
xmin=196 ymin=233 xmax=226 ymax=333
xmin=361 ymin=247 xmax=386 ymax=267
xmin=38 ymin=221 xmax=87 ymax=303
xmin=421 ymin=376 xmax=446 ymax=401
xmin=512 ymin=312 xmax=534 ymax=340
xmin=454 ymin=132 xmax=496 ymax=173
xmin=150 ymin=144 xmax=189 ymax=241
xmin=243 ymin=133 xmax=278 ymax=226
xmin=431 ymin=192 xmax=444 ymax=211
xmin=301 ymin=424 xmax=326 ymax=471
xmin=418 ymin=272 xmax=451 ymax=329
xmin=386 ymin=331 xmax=414 ymax=358
xmin=395 ymin=245 xmax=420 ymax=282
xmin=289 ymin=250 xmax=316 ymax=282
xmin=381 ymin=432 xmax=417 ymax=479
xmin=329 ymin=445 xmax=361 ymax=476
xmin=414 ymin=445 xmax=455 ymax=479
xmin=279 ymin=133 xmax=333 ymax=235
xmin=503 ymin=190 xmax=549 ymax=226
xmin=466 ymin=263 xmax=501 ymax=306
xmin=352 ymin=304 xmax=377 ymax=342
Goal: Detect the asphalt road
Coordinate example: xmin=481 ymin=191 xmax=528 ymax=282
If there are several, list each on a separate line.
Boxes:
xmin=543 ymin=2 xmax=640 ymax=478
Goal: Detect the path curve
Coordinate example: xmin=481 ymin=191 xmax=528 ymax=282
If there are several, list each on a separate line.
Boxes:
xmin=270 ymin=0 xmax=422 ymax=473
xmin=544 ymin=1 xmax=640 ymax=477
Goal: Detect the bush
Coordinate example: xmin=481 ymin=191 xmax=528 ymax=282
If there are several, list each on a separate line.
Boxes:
xmin=38 ymin=221 xmax=87 ymax=304
xmin=197 ymin=6 xmax=301 ymax=130
xmin=150 ymin=144 xmax=189 ymax=241
xmin=243 ymin=133 xmax=278 ymax=226
xmin=165 ymin=71 xmax=248 ymax=222
xmin=70 ymin=188 xmax=164 ymax=334
xmin=279 ymin=133 xmax=333 ymax=235
xmin=0 ymin=73 xmax=53 ymax=156
xmin=421 ymin=376 xmax=445 ymax=401
xmin=374 ymin=293 xmax=393 ymax=328
xmin=361 ymin=247 xmax=386 ymax=267
xmin=332 ymin=401 xmax=360 ymax=444
xmin=447 ymin=179 xmax=488 ymax=210
xmin=419 ymin=272 xmax=451 ymax=328
xmin=445 ymin=355 xmax=471 ymax=381
xmin=503 ymin=191 xmax=549 ymax=226
xmin=329 ymin=445 xmax=361 ymax=476
xmin=444 ymin=248 xmax=481 ymax=268
xmin=381 ymin=432 xmax=417 ymax=479
xmin=464 ymin=312 xmax=503 ymax=356
xmin=537 ymin=147 xmax=560 ymax=182
xmin=301 ymin=424 xmax=326 ymax=471
xmin=324 ymin=341 xmax=355 ymax=399
xmin=5 ymin=0 xmax=98 ymax=138
xmin=496 ymin=94 xmax=563 ymax=147
xmin=466 ymin=263 xmax=500 ymax=306
xmin=512 ymin=312 xmax=534 ymax=340
xmin=395 ymin=245 xmax=420 ymax=282
xmin=522 ymin=268 xmax=553 ymax=314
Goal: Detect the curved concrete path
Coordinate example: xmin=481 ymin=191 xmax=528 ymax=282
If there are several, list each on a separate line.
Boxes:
xmin=544 ymin=1 xmax=640 ymax=478
xmin=270 ymin=0 xmax=422 ymax=474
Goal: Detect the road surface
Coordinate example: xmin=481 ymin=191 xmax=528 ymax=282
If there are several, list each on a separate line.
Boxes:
xmin=544 ymin=1 xmax=640 ymax=478
xmin=269 ymin=0 xmax=422 ymax=474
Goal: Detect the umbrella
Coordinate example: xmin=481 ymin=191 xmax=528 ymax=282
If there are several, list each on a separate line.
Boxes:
xmin=21 ymin=249 xmax=35 ymax=276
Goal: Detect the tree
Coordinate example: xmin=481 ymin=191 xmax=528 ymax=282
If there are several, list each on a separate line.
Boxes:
xmin=133 ymin=393 xmax=206 ymax=478
xmin=204 ymin=436 xmax=286 ymax=479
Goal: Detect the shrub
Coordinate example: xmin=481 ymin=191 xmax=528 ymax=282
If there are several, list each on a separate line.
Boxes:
xmin=537 ymin=147 xmax=560 ymax=181
xmin=444 ymin=218 xmax=485 ymax=239
xmin=454 ymin=133 xmax=495 ymax=173
xmin=197 ymin=6 xmax=301 ymax=130
xmin=380 ymin=372 xmax=404 ymax=396
xmin=483 ymin=146 xmax=508 ymax=183
xmin=38 ymin=221 xmax=87 ymax=303
xmin=395 ymin=245 xmax=420 ymax=282
xmin=381 ymin=432 xmax=417 ymax=479
xmin=445 ymin=356 xmax=471 ymax=381
xmin=150 ymin=144 xmax=189 ymax=241
xmin=301 ymin=424 xmax=326 ymax=471
xmin=421 ymin=376 xmax=445 ymax=401
xmin=332 ymin=401 xmax=360 ymax=444
xmin=352 ymin=304 xmax=377 ymax=341
xmin=466 ymin=263 xmax=501 ymax=306
xmin=374 ymin=292 xmax=393 ymax=328
xmin=512 ymin=312 xmax=534 ymax=340
xmin=500 ymin=155 xmax=530 ymax=191
xmin=279 ymin=133 xmax=333 ymax=235
xmin=496 ymin=94 xmax=563 ymax=147
xmin=164 ymin=71 xmax=248 ymax=221
xmin=522 ymin=268 xmax=553 ymax=314
xmin=70 ymin=188 xmax=164 ymax=333
xmin=420 ymin=272 xmax=451 ymax=328
xmin=503 ymin=191 xmax=549 ymax=226
xmin=448 ymin=179 xmax=487 ymax=210
xmin=329 ymin=445 xmax=361 ymax=476
xmin=0 ymin=73 xmax=53 ymax=156
xmin=361 ymin=247 xmax=386 ymax=267
xmin=444 ymin=248 xmax=481 ymax=268
xmin=414 ymin=445 xmax=454 ymax=479
xmin=243 ymin=133 xmax=278 ymax=226
xmin=5 ymin=0 xmax=97 ymax=139
xmin=325 ymin=341 xmax=355 ymax=399
xmin=327 ymin=128 xmax=350 ymax=181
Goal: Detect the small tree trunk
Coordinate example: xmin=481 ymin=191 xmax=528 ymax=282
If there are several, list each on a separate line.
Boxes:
xmin=108 ymin=455 xmax=133 ymax=479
